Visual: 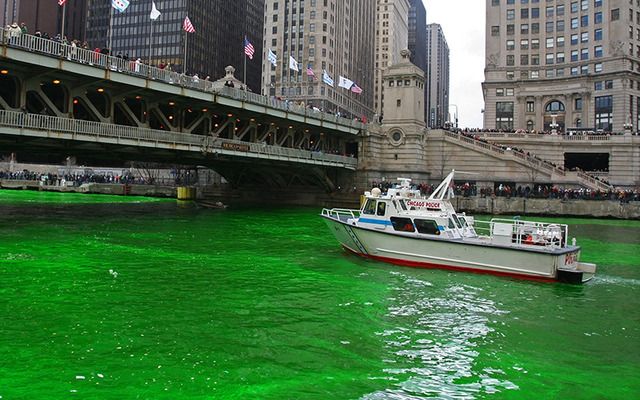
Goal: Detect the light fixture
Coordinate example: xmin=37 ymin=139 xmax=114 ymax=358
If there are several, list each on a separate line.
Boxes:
xmin=168 ymin=115 xmax=174 ymax=120
xmin=202 ymin=108 xmax=208 ymax=112
xmin=52 ymin=79 xmax=61 ymax=85
xmin=135 ymin=95 xmax=142 ymax=100
xmin=0 ymin=69 xmax=8 ymax=75
xmin=73 ymin=99 xmax=79 ymax=104
xmin=168 ymin=101 xmax=175 ymax=106
xmin=97 ymin=88 xmax=104 ymax=92
xmin=227 ymin=113 xmax=233 ymax=117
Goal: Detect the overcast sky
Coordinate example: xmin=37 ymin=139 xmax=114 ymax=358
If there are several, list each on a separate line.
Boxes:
xmin=423 ymin=0 xmax=486 ymax=128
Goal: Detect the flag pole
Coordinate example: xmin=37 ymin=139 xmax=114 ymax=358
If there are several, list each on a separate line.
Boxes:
xmin=183 ymin=30 xmax=187 ymax=75
xmin=243 ymin=37 xmax=247 ymax=88
xmin=61 ymin=4 xmax=66 ymax=40
xmin=148 ymin=18 xmax=153 ymax=65
xmin=108 ymin=5 xmax=114 ymax=53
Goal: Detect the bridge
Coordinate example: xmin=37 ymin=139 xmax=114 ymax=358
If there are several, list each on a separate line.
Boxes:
xmin=0 ymin=31 xmax=362 ymax=188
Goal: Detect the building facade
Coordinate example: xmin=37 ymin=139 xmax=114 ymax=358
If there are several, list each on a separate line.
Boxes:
xmin=1 ymin=0 xmax=86 ymax=41
xmin=483 ymin=0 xmax=640 ymax=133
xmin=407 ymin=0 xmax=428 ymax=123
xmin=374 ymin=0 xmax=410 ymax=116
xmin=85 ymin=0 xmax=264 ymax=92
xmin=426 ymin=23 xmax=450 ymax=128
xmin=261 ymin=0 xmax=376 ymax=119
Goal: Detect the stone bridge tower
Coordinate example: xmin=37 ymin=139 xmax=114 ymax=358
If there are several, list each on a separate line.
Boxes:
xmin=359 ymin=49 xmax=430 ymax=187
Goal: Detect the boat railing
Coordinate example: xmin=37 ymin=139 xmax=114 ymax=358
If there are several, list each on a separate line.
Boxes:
xmin=471 ymin=218 xmax=569 ymax=248
xmin=321 ymin=208 xmax=360 ymax=222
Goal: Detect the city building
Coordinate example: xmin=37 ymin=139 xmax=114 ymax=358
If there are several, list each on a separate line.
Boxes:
xmin=1 ymin=0 xmax=86 ymax=41
xmin=261 ymin=0 xmax=376 ymax=119
xmin=374 ymin=0 xmax=410 ymax=116
xmin=483 ymin=0 xmax=640 ymax=133
xmin=407 ymin=0 xmax=428 ymax=123
xmin=426 ymin=23 xmax=450 ymax=128
xmin=85 ymin=0 xmax=264 ymax=92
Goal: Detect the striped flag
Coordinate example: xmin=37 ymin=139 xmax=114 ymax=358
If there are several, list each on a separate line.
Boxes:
xmin=351 ymin=84 xmax=363 ymax=94
xmin=244 ymin=37 xmax=255 ymax=59
xmin=183 ymin=16 xmax=195 ymax=33
xmin=306 ymin=64 xmax=316 ymax=79
xmin=58 ymin=0 xmax=67 ymax=6
xmin=111 ymin=0 xmax=130 ymax=12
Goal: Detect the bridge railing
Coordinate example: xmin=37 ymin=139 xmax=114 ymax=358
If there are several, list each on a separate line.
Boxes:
xmin=1 ymin=30 xmax=364 ymax=131
xmin=0 ymin=110 xmax=358 ymax=169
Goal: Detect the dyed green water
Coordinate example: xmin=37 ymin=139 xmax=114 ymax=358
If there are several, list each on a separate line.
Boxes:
xmin=0 ymin=190 xmax=638 ymax=399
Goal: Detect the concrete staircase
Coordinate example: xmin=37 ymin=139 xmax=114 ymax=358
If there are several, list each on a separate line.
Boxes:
xmin=442 ymin=131 xmax=613 ymax=191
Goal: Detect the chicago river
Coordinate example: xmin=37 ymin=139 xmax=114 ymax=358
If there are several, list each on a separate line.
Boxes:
xmin=0 ymin=190 xmax=638 ymax=399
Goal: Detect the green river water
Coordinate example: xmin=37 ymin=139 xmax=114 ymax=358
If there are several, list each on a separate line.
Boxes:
xmin=0 ymin=190 xmax=638 ymax=399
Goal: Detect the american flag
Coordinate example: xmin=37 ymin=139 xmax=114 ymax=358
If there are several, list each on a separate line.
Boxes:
xmin=58 ymin=0 xmax=67 ymax=6
xmin=351 ymin=84 xmax=363 ymax=94
xmin=306 ymin=64 xmax=316 ymax=79
xmin=183 ymin=16 xmax=195 ymax=33
xmin=244 ymin=37 xmax=255 ymax=59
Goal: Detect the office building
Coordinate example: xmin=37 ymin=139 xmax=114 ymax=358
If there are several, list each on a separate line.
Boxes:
xmin=85 ymin=0 xmax=264 ymax=92
xmin=407 ymin=0 xmax=428 ymax=122
xmin=426 ymin=23 xmax=450 ymax=128
xmin=483 ymin=0 xmax=640 ymax=132
xmin=374 ymin=0 xmax=410 ymax=116
xmin=1 ymin=0 xmax=86 ymax=41
xmin=261 ymin=0 xmax=376 ymax=119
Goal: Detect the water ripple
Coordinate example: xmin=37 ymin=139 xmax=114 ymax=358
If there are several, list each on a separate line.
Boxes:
xmin=365 ymin=274 xmax=516 ymax=399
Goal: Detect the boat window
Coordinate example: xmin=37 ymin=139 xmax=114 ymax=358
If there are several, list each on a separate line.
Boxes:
xmin=448 ymin=218 xmax=456 ymax=229
xmin=377 ymin=201 xmax=386 ymax=216
xmin=451 ymin=214 xmax=463 ymax=229
xmin=362 ymin=199 xmax=376 ymax=215
xmin=414 ymin=219 xmax=440 ymax=235
xmin=398 ymin=200 xmax=407 ymax=211
xmin=390 ymin=217 xmax=415 ymax=232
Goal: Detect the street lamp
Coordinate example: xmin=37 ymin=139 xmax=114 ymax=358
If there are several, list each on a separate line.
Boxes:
xmin=450 ymin=104 xmax=459 ymax=128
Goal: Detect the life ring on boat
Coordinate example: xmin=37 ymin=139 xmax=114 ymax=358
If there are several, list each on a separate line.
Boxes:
xmin=524 ymin=234 xmax=534 ymax=245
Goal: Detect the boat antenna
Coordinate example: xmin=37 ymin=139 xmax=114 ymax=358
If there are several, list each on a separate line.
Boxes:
xmin=429 ymin=170 xmax=456 ymax=200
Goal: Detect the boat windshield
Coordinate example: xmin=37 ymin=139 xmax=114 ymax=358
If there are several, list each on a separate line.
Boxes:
xmin=452 ymin=214 xmax=465 ymax=228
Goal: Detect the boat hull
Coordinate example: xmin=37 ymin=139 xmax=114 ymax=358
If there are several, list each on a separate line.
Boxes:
xmin=323 ymin=216 xmax=591 ymax=283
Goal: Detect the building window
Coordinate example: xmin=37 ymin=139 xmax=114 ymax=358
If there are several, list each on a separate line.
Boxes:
xmin=605 ymin=80 xmax=613 ymax=89
xmin=507 ymin=24 xmax=515 ymax=35
xmin=581 ymin=32 xmax=589 ymax=42
xmin=557 ymin=4 xmax=565 ymax=16
xmin=571 ymin=67 xmax=579 ymax=75
xmin=571 ymin=2 xmax=578 ymax=13
xmin=507 ymin=9 xmax=515 ymax=20
xmin=532 ymin=54 xmax=540 ymax=65
xmin=557 ymin=20 xmax=565 ymax=32
xmin=594 ymin=45 xmax=603 ymax=58
xmin=546 ymin=69 xmax=555 ymax=78
xmin=546 ymin=53 xmax=554 ymax=64
xmin=492 ymin=26 xmax=500 ymax=36
xmin=575 ymin=98 xmax=583 ymax=111
xmin=521 ymin=8 xmax=529 ymax=19
xmin=546 ymin=21 xmax=554 ymax=32
xmin=532 ymin=23 xmax=540 ymax=34
xmin=521 ymin=55 xmax=529 ymax=65
xmin=507 ymin=55 xmax=515 ymax=65
xmin=611 ymin=9 xmax=620 ymax=21
xmin=531 ymin=70 xmax=539 ymax=78
xmin=581 ymin=48 xmax=589 ymax=60
xmin=595 ymin=95 xmax=613 ymax=131
xmin=571 ymin=34 xmax=579 ymax=45
xmin=556 ymin=52 xmax=565 ymax=63
xmin=594 ymin=12 xmax=603 ymax=24
xmin=571 ymin=18 xmax=579 ymax=29
xmin=594 ymin=29 xmax=603 ymax=41
xmin=581 ymin=65 xmax=589 ymax=74
xmin=571 ymin=50 xmax=579 ymax=61
xmin=496 ymin=101 xmax=514 ymax=130
xmin=556 ymin=68 xmax=565 ymax=77
xmin=520 ymin=39 xmax=529 ymax=50
xmin=506 ymin=88 xmax=514 ymax=96
xmin=526 ymin=101 xmax=535 ymax=112
xmin=507 ymin=39 xmax=515 ymax=50
xmin=497 ymin=88 xmax=505 ymax=96
xmin=521 ymin=24 xmax=529 ymax=34
xmin=594 ymin=62 xmax=603 ymax=73
xmin=532 ymin=38 xmax=540 ymax=49
xmin=595 ymin=81 xmax=603 ymax=90
xmin=546 ymin=101 xmax=565 ymax=112
xmin=527 ymin=120 xmax=534 ymax=130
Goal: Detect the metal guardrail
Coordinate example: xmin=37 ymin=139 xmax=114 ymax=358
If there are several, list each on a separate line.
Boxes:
xmin=0 ymin=30 xmax=365 ymax=131
xmin=0 ymin=110 xmax=358 ymax=169
xmin=442 ymin=130 xmax=614 ymax=189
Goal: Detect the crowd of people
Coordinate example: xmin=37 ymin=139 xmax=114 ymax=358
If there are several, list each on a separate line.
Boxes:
xmin=0 ymin=170 xmax=199 ymax=187
xmin=446 ymin=126 xmax=639 ymax=136
xmin=370 ymin=179 xmax=639 ymax=203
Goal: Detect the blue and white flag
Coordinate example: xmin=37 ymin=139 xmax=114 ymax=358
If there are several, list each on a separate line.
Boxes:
xmin=322 ymin=70 xmax=334 ymax=87
xmin=112 ymin=0 xmax=130 ymax=12
xmin=268 ymin=49 xmax=277 ymax=66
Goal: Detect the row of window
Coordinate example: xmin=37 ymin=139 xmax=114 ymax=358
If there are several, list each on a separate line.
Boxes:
xmin=493 ymin=16 xmax=603 ymax=37
xmin=493 ymin=0 xmax=603 ymax=9
xmin=503 ymin=62 xmax=604 ymax=80
xmin=505 ymin=30 xmax=603 ymax=51
xmin=506 ymin=8 xmax=603 ymax=26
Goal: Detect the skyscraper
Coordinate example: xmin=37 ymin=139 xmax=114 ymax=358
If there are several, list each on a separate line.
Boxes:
xmin=1 ymin=0 xmax=86 ymax=41
xmin=85 ymin=0 xmax=264 ymax=92
xmin=374 ymin=0 xmax=410 ymax=116
xmin=483 ymin=0 xmax=639 ymax=132
xmin=261 ymin=0 xmax=376 ymax=119
xmin=426 ymin=23 xmax=450 ymax=128
xmin=407 ymin=0 xmax=428 ymax=122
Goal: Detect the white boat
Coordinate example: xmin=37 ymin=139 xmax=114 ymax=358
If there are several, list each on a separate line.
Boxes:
xmin=321 ymin=171 xmax=596 ymax=284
